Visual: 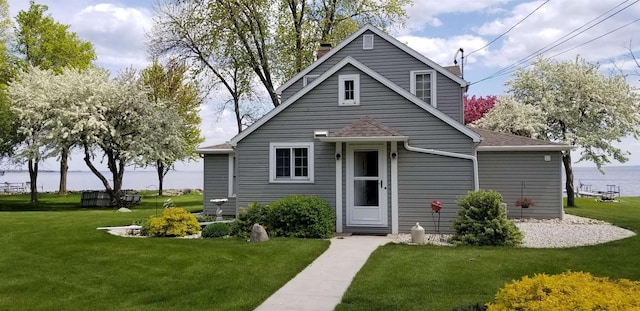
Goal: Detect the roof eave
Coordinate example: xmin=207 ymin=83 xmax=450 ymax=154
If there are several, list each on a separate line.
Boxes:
xmin=476 ymin=145 xmax=575 ymax=152
xmin=194 ymin=149 xmax=235 ymax=154
xmin=319 ymin=136 xmax=409 ymax=142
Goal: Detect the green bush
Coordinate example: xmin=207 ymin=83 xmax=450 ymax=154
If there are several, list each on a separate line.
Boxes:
xmin=230 ymin=202 xmax=270 ymax=239
xmin=202 ymin=222 xmax=231 ymax=238
xmin=268 ymin=195 xmax=335 ymax=238
xmin=147 ymin=207 xmax=200 ymax=237
xmin=487 ymin=271 xmax=640 ymax=310
xmin=450 ymin=190 xmax=522 ymax=246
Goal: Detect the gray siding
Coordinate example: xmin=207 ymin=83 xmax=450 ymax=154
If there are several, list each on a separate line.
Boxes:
xmin=280 ymin=30 xmax=464 ymax=123
xmin=478 ymin=151 xmax=563 ymax=219
xmin=203 ymin=154 xmax=236 ymax=216
xmin=238 ymin=65 xmax=475 ymax=233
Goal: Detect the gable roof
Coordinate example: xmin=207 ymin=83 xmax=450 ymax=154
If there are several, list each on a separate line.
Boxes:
xmin=471 ymin=127 xmax=573 ymax=151
xmin=230 ymin=56 xmax=481 ymax=145
xmin=319 ymin=116 xmax=408 ymax=142
xmin=195 ymin=142 xmax=234 ymax=154
xmin=275 ymin=24 xmax=467 ymax=95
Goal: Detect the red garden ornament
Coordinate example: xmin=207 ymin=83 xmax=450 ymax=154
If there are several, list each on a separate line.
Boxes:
xmin=431 ymin=200 xmax=443 ymax=212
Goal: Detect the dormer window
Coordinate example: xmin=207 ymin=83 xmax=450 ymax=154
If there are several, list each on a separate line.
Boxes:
xmin=410 ymin=70 xmax=437 ymax=107
xmin=338 ymin=74 xmax=360 ymax=106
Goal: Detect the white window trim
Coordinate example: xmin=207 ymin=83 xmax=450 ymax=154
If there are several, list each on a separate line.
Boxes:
xmin=228 ymin=153 xmax=236 ymax=198
xmin=363 ymin=34 xmax=374 ymax=50
xmin=338 ymin=74 xmax=360 ymax=106
xmin=269 ymin=142 xmax=314 ymax=183
xmin=303 ymin=75 xmax=319 ymax=87
xmin=410 ymin=70 xmax=437 ymax=107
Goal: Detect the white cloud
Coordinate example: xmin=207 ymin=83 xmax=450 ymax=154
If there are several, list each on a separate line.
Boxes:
xmin=398 ymin=34 xmax=489 ymax=66
xmin=400 ymin=0 xmax=509 ymax=34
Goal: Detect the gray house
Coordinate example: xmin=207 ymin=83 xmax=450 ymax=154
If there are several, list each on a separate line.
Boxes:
xmin=196 ymin=25 xmax=572 ymax=234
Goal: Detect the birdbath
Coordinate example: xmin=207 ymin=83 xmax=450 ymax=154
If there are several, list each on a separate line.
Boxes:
xmin=210 ymin=199 xmax=228 ymax=221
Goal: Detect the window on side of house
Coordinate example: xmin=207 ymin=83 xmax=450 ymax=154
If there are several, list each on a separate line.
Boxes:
xmin=363 ymin=34 xmax=374 ymax=50
xmin=228 ymin=154 xmax=236 ymax=197
xmin=338 ymin=74 xmax=360 ymax=106
xmin=410 ymin=70 xmax=437 ymax=107
xmin=269 ymin=143 xmax=314 ymax=183
xmin=303 ymin=75 xmax=319 ymax=87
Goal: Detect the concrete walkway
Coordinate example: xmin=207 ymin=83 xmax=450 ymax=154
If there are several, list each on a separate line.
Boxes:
xmin=255 ymin=235 xmax=392 ymax=311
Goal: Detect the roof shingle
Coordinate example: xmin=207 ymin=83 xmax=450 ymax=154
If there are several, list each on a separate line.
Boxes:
xmin=332 ymin=116 xmax=403 ymax=138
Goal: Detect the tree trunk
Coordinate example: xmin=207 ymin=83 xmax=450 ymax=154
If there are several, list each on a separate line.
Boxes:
xmin=28 ymin=159 xmax=38 ymax=202
xmin=562 ymin=152 xmax=575 ymax=207
xmin=156 ymin=160 xmax=164 ymax=196
xmin=58 ymin=147 xmax=69 ymax=194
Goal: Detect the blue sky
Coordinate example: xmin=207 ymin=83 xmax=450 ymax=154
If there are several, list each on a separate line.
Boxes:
xmin=6 ymin=0 xmax=640 ymax=169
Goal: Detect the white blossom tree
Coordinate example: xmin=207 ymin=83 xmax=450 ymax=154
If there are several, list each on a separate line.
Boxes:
xmin=8 ymin=66 xmax=57 ymax=202
xmin=506 ymin=57 xmax=640 ymax=207
xmin=473 ymin=96 xmax=545 ymax=138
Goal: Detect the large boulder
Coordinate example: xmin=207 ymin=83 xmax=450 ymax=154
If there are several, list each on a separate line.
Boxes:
xmin=250 ymin=223 xmax=269 ymax=242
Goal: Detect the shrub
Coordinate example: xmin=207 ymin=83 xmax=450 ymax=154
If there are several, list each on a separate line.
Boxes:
xmin=268 ymin=195 xmax=335 ymax=238
xmin=487 ymin=271 xmax=640 ymax=310
xmin=202 ymin=222 xmax=231 ymax=238
xmin=230 ymin=202 xmax=270 ymax=238
xmin=450 ymin=190 xmax=522 ymax=246
xmin=147 ymin=207 xmax=200 ymax=237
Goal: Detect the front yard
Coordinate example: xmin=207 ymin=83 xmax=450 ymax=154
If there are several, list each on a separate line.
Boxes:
xmin=0 ymin=192 xmax=329 ymax=310
xmin=335 ymin=197 xmax=640 ymax=310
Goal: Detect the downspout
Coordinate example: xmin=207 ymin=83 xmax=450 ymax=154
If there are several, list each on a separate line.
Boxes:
xmin=403 ymin=141 xmax=479 ymax=191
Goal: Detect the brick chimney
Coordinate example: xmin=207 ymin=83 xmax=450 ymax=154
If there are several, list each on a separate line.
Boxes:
xmin=317 ymin=43 xmax=332 ymax=59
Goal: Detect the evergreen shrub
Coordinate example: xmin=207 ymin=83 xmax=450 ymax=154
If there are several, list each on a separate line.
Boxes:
xmin=268 ymin=195 xmax=335 ymax=238
xmin=230 ymin=202 xmax=270 ymax=239
xmin=202 ymin=222 xmax=231 ymax=238
xmin=450 ymin=190 xmax=522 ymax=246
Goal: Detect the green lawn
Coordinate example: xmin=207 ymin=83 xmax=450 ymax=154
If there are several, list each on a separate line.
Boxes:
xmin=0 ymin=192 xmax=329 ymax=311
xmin=336 ymin=197 xmax=640 ymax=311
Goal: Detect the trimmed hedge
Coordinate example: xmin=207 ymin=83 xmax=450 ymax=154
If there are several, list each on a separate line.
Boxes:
xmin=230 ymin=195 xmax=335 ymax=239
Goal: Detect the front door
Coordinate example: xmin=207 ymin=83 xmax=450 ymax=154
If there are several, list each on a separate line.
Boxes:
xmin=346 ymin=143 xmax=388 ymax=226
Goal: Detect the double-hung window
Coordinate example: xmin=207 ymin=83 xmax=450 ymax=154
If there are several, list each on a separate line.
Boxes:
xmin=338 ymin=74 xmax=360 ymax=106
xmin=410 ymin=70 xmax=437 ymax=107
xmin=269 ymin=142 xmax=314 ymax=183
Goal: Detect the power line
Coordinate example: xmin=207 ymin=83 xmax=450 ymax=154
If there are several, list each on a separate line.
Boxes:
xmin=466 ymin=0 xmax=550 ymax=57
xmin=470 ymin=0 xmax=638 ymax=86
xmin=549 ymin=18 xmax=640 ymax=59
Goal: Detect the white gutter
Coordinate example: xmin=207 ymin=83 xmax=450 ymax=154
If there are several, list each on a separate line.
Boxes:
xmin=403 ymin=141 xmax=479 ymax=191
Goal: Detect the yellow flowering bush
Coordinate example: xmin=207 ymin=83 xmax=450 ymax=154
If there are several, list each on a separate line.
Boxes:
xmin=488 ymin=271 xmax=640 ymax=311
xmin=147 ymin=208 xmax=200 ymax=237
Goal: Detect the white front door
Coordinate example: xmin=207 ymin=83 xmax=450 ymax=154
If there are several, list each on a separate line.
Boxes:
xmin=346 ymin=143 xmax=388 ymax=226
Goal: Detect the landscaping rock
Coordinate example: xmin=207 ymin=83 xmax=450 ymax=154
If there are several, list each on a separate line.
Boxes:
xmin=116 ymin=207 xmax=132 ymax=213
xmin=250 ymin=223 xmax=269 ymax=242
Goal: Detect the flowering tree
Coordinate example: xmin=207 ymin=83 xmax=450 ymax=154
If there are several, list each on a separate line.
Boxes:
xmin=8 ymin=67 xmax=56 ymax=202
xmin=463 ymin=95 xmax=496 ymax=124
xmin=507 ymin=57 xmax=640 ymax=207
xmin=473 ymin=96 xmax=545 ymax=138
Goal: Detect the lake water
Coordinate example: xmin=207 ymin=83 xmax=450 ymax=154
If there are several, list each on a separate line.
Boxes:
xmin=2 ymin=166 xmax=639 ymax=196
xmin=1 ymin=170 xmax=203 ymax=192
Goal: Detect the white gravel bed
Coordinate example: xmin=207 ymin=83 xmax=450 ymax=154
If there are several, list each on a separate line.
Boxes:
xmin=393 ymin=214 xmax=635 ymax=248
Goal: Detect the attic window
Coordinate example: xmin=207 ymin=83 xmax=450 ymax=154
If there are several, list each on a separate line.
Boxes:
xmin=363 ymin=34 xmax=374 ymax=50
xmin=338 ymin=74 xmax=360 ymax=106
xmin=410 ymin=70 xmax=437 ymax=107
xmin=303 ymin=75 xmax=319 ymax=86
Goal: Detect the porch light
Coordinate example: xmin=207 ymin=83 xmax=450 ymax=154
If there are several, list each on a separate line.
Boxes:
xmin=391 ymin=152 xmax=397 ymax=159
xmin=336 ymin=153 xmax=341 ymax=161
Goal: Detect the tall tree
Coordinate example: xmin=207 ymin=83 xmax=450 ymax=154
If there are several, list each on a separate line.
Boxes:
xmin=149 ymin=0 xmax=258 ymax=133
xmin=506 ymin=57 xmax=640 ymax=207
xmin=0 ymin=0 xmax=16 ymax=157
xmin=150 ymin=0 xmax=410 ymax=126
xmin=472 ymin=96 xmax=545 ymax=138
xmin=14 ymin=0 xmax=96 ymax=194
xmin=141 ymin=59 xmax=203 ymax=195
